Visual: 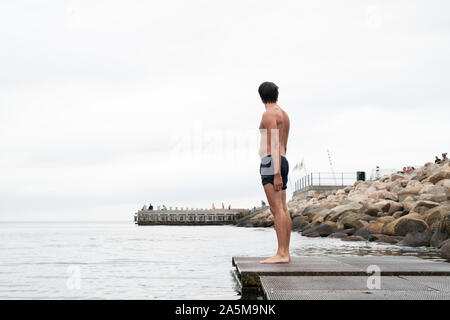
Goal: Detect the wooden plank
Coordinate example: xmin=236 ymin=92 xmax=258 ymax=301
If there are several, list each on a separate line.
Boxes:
xmin=232 ymin=256 xmax=450 ymax=289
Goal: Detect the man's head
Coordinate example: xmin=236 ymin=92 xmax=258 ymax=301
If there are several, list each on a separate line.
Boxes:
xmin=258 ymin=82 xmax=279 ymax=104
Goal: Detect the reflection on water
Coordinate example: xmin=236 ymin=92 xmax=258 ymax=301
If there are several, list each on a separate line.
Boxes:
xmin=291 ymin=238 xmax=444 ymax=261
xmin=0 ymin=222 xmax=446 ymax=299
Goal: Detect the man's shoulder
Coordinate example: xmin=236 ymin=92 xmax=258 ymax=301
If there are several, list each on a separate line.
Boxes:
xmin=262 ymin=108 xmax=278 ymax=118
xmin=261 ymin=110 xmax=277 ymax=124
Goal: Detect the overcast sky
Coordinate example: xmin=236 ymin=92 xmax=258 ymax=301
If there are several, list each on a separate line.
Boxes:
xmin=1 ymin=0 xmax=449 ymax=221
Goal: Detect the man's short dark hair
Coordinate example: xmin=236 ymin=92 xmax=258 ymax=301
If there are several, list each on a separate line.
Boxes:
xmin=258 ymin=82 xmax=279 ymax=103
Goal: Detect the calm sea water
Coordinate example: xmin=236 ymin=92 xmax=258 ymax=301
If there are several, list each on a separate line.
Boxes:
xmin=0 ymin=221 xmax=444 ymax=299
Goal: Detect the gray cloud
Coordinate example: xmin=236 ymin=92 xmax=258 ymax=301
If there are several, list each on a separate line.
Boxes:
xmin=1 ymin=0 xmax=449 ymax=220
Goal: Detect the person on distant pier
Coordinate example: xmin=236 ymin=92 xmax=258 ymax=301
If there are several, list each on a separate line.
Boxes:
xmin=212 ymin=203 xmax=215 ymax=211
xmin=442 ymin=153 xmax=448 ymax=162
xmin=228 ymin=204 xmax=231 ymax=210
xmin=261 ymin=200 xmax=267 ymax=207
xmin=222 ymin=202 xmax=225 ymax=209
xmin=435 ymin=156 xmax=442 ymax=164
xmin=162 ymin=204 xmax=167 ymax=211
xmin=257 ymin=81 xmax=291 ymax=264
xmin=149 ymin=203 xmax=154 ymax=210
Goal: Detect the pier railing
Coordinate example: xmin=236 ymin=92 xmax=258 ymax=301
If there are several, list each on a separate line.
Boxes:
xmin=294 ymin=172 xmax=356 ymax=191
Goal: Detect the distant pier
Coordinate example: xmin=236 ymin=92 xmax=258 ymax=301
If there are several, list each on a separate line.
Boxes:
xmin=135 ymin=208 xmax=250 ymax=225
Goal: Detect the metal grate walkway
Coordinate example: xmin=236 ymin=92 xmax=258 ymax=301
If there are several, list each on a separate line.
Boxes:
xmin=260 ymin=275 xmax=450 ymax=300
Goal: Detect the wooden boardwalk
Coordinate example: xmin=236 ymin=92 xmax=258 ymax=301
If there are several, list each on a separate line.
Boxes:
xmin=232 ymin=256 xmax=450 ymax=300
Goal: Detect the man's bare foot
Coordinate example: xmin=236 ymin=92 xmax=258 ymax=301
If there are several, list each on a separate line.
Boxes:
xmin=259 ymin=254 xmax=291 ymax=264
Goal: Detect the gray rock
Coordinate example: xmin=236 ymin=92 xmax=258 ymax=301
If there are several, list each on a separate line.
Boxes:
xmin=441 ymin=241 xmax=450 ymax=259
xmin=328 ymin=232 xmax=348 ymax=238
xmin=430 ymin=213 xmax=450 ymax=247
xmin=368 ymin=234 xmax=404 ymax=244
xmin=393 ymin=216 xmax=429 ymax=236
xmin=337 ymin=212 xmax=370 ymax=230
xmin=358 ymin=203 xmax=381 ymax=217
xmin=291 ymin=216 xmax=309 ymax=231
xmin=398 ymin=231 xmax=432 ymax=247
xmin=438 ymin=239 xmax=450 ymax=249
xmin=301 ymin=224 xmax=335 ymax=237
xmin=363 ymin=216 xmax=378 ymax=223
xmin=341 ymin=235 xmax=366 ymax=242
xmin=326 ymin=202 xmax=362 ymax=222
xmin=298 ymin=223 xmax=312 ymax=232
xmin=353 ymin=229 xmax=375 ymax=240
xmin=341 ymin=228 xmax=356 ymax=235
xmin=410 ymin=200 xmax=440 ymax=214
xmin=388 ymin=202 xmax=404 ymax=215
xmin=430 ymin=228 xmax=449 ymax=247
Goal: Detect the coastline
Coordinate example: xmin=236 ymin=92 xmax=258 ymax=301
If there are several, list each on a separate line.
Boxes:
xmin=235 ymin=161 xmax=450 ymax=260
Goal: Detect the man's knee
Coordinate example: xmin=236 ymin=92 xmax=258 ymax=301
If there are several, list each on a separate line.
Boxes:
xmin=269 ymin=204 xmax=283 ymax=216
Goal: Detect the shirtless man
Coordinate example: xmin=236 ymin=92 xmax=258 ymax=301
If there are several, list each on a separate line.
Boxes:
xmin=258 ymin=82 xmax=291 ymax=264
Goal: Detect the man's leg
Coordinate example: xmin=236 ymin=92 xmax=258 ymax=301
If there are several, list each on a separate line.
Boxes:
xmin=281 ymin=189 xmax=292 ymax=250
xmin=260 ymin=184 xmax=291 ymax=264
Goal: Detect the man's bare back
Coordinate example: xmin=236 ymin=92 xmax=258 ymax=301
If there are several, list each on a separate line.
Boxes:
xmin=259 ymin=105 xmax=290 ymax=157
xmin=257 ymin=82 xmax=292 ymax=264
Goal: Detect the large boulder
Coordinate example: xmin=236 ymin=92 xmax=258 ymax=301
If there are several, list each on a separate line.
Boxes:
xmin=291 ymin=215 xmax=310 ymax=231
xmin=301 ymin=224 xmax=335 ymax=237
xmin=388 ymin=179 xmax=409 ymax=193
xmin=323 ymin=220 xmax=337 ymax=229
xmin=421 ymin=184 xmax=448 ymax=196
xmin=325 ymin=202 xmax=362 ymax=222
xmin=368 ymin=190 xmax=398 ymax=201
xmin=337 ymin=212 xmax=370 ymax=230
xmin=341 ymin=228 xmax=356 ymax=235
xmin=373 ymin=200 xmax=396 ymax=213
xmin=301 ymin=205 xmax=325 ymax=220
xmin=347 ymin=193 xmax=370 ymax=203
xmin=398 ymin=231 xmax=432 ymax=247
xmin=410 ymin=200 xmax=440 ymax=214
xmin=392 ymin=211 xmax=404 ymax=219
xmin=248 ymin=211 xmax=273 ymax=226
xmin=430 ymin=213 xmax=450 ymax=247
xmin=328 ymin=232 xmax=348 ymax=238
xmin=391 ymin=173 xmax=405 ymax=182
xmin=441 ymin=241 xmax=450 ymax=259
xmin=368 ymin=234 xmax=404 ymax=244
xmin=428 ymin=164 xmax=450 ymax=184
xmin=388 ymin=202 xmax=404 ymax=215
xmin=381 ymin=213 xmax=429 ymax=236
xmin=363 ymin=221 xmax=385 ymax=234
xmin=353 ymin=229 xmax=375 ymax=240
xmin=398 ymin=187 xmax=422 ymax=202
xmin=341 ymin=235 xmax=366 ymax=242
xmin=418 ymin=193 xmax=448 ymax=203
xmin=436 ymin=179 xmax=450 ymax=192
xmin=401 ymin=197 xmax=416 ymax=211
xmin=424 ymin=205 xmax=450 ymax=227
xmin=358 ymin=202 xmax=381 ymax=217
xmin=377 ymin=216 xmax=395 ymax=224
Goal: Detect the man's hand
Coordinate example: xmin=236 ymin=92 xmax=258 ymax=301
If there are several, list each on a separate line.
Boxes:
xmin=274 ymin=173 xmax=282 ymax=191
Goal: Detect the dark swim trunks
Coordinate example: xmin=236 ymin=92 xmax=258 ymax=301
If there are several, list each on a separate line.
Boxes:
xmin=259 ymin=155 xmax=289 ymax=190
